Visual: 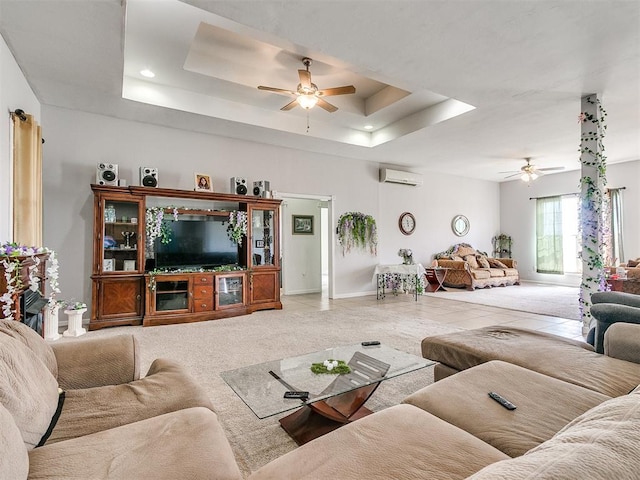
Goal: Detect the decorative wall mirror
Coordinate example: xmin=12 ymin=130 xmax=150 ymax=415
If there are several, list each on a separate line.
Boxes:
xmin=451 ymin=215 xmax=470 ymax=237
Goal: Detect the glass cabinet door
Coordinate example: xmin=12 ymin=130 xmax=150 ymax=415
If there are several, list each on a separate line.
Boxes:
xmin=152 ymin=276 xmax=190 ymax=313
xmin=216 ymin=274 xmax=245 ymax=309
xmin=251 ymin=208 xmax=276 ymax=267
xmin=102 ymin=199 xmax=142 ymax=273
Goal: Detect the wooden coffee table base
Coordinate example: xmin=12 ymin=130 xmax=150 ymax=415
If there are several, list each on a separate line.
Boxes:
xmin=279 ymin=383 xmax=379 ymax=445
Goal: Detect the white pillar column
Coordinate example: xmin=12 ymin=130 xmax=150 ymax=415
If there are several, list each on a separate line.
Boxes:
xmin=579 ymin=94 xmax=606 ymax=333
xmin=43 ymin=304 xmax=61 ymax=341
xmin=63 ymin=308 xmax=87 ymax=337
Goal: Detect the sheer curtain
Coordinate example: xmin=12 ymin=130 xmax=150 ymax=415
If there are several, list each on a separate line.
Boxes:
xmin=603 ymin=188 xmax=624 ymax=266
xmin=12 ymin=111 xmax=43 ymax=246
xmin=536 ymin=196 xmax=563 ymax=274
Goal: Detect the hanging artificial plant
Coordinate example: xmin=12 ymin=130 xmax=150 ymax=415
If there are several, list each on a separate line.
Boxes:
xmin=145 ymin=207 xmax=179 ymax=246
xmin=577 ymin=95 xmax=608 ymax=325
xmin=227 ymin=211 xmax=248 ymax=246
xmin=337 ymin=212 xmax=378 ymax=256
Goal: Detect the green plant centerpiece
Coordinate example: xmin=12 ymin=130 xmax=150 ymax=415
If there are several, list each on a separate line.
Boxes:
xmin=310 ymin=359 xmax=351 ymax=375
xmin=337 ymin=212 xmax=378 ymax=256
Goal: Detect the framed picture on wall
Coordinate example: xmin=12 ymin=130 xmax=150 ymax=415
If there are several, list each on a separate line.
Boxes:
xmin=292 ymin=215 xmax=314 ymax=235
xmin=194 ymin=173 xmax=213 ymax=192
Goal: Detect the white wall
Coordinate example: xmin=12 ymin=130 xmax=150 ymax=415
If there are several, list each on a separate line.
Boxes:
xmin=41 ymin=106 xmax=500 ymax=307
xmin=0 ymin=34 xmax=41 ymax=241
xmin=500 ymin=160 xmax=640 ymax=286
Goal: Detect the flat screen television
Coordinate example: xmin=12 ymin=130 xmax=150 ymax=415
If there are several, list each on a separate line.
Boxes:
xmin=152 ymin=217 xmax=240 ymax=270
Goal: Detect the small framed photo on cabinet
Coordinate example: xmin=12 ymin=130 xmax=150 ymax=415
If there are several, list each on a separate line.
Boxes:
xmin=123 ymin=260 xmax=136 ymax=271
xmin=255 ymin=239 xmax=265 ymax=248
xmin=103 ymin=258 xmax=115 ymax=272
xmin=195 ymin=173 xmax=212 ymax=192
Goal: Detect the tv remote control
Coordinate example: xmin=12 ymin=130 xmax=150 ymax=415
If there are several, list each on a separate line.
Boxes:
xmin=488 ymin=392 xmax=516 ymax=410
xmin=284 ymin=391 xmax=309 ymax=399
xmin=361 ymin=341 xmax=381 ymax=346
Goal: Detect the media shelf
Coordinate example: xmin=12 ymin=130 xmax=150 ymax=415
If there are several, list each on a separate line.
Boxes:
xmin=90 ymin=184 xmax=282 ymax=330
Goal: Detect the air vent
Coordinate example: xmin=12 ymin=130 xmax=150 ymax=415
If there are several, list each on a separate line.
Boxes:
xmin=379 ymin=168 xmax=423 ymax=186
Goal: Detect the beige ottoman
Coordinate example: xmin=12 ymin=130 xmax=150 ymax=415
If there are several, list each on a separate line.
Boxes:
xmin=403 ymin=360 xmax=610 ymax=457
xmin=422 ymin=326 xmax=640 ymax=397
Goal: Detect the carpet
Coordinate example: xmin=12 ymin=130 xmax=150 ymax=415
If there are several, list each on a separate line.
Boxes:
xmin=81 ymin=305 xmax=461 ymax=477
xmin=424 ymin=281 xmax=581 ymax=320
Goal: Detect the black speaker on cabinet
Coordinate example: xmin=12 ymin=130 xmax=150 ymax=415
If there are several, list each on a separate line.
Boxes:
xmin=253 ymin=180 xmax=270 ymax=197
xmin=230 ymin=177 xmax=248 ymax=195
xmin=96 ymin=163 xmax=118 ymax=186
xmin=140 ymin=167 xmax=158 ymax=187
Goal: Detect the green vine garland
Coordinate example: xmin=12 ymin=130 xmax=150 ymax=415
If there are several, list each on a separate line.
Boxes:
xmin=337 ymin=212 xmax=378 ymax=256
xmin=578 ymin=95 xmax=608 ymax=325
xmin=310 ymin=359 xmax=351 ymax=375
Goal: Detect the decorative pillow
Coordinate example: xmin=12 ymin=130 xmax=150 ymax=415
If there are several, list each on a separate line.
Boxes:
xmin=451 ymin=256 xmax=464 ymax=262
xmin=628 ymin=259 xmax=639 ymax=268
xmin=0 ymin=335 xmax=59 ymax=450
xmin=0 ymin=320 xmax=57 ymax=378
xmin=488 ymin=258 xmax=508 ymax=269
xmin=456 ymin=246 xmax=476 ymax=258
xmin=464 ymin=255 xmax=479 ymax=269
xmin=476 ymin=256 xmax=490 ymax=269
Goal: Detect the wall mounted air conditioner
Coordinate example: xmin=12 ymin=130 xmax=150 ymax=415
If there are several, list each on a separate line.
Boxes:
xmin=379 ymin=168 xmax=423 ymax=186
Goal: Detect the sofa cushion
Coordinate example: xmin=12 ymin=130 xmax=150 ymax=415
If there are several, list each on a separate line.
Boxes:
xmin=465 ymin=255 xmax=479 ymax=269
xmin=477 ymin=255 xmax=491 ymax=268
xmin=248 ymin=404 xmax=509 ymax=480
xmin=0 ymin=319 xmax=57 ymax=378
xmin=28 ymin=407 xmax=242 ymax=480
xmin=471 ymin=269 xmax=491 ymax=280
xmin=0 ymin=335 xmax=59 ymax=450
xmin=488 ymin=268 xmax=506 ymax=277
xmin=422 ymin=326 xmax=640 ymax=397
xmin=503 ymin=268 xmax=519 ymax=276
xmin=468 ymin=389 xmax=640 ymax=479
xmin=47 ymin=358 xmax=215 ymax=444
xmin=403 ymin=360 xmax=610 ymax=457
xmin=628 ymin=259 xmax=639 ymax=267
xmin=0 ymin=403 xmax=28 ymax=480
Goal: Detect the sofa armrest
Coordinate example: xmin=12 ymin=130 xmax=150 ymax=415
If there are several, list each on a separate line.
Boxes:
xmin=592 ymin=291 xmax=640 ymax=308
xmin=51 ymin=335 xmax=140 ymax=390
xmin=604 ymin=323 xmax=640 ymax=364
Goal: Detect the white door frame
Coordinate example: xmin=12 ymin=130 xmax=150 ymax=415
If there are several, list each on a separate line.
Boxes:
xmin=274 ymin=191 xmax=335 ymax=299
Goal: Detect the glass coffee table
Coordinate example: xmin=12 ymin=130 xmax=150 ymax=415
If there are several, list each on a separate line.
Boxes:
xmin=221 ymin=343 xmax=433 ymax=445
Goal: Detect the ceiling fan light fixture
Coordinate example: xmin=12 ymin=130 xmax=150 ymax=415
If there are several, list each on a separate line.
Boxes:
xmin=297 ymin=94 xmax=318 ymax=110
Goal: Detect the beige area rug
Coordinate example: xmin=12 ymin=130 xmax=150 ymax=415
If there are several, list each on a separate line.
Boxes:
xmin=424 ymin=281 xmax=581 ymax=320
xmin=79 ymin=305 xmax=461 ymax=477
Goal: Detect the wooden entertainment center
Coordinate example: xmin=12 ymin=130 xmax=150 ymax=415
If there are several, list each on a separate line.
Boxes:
xmin=90 ymin=184 xmax=282 ymax=330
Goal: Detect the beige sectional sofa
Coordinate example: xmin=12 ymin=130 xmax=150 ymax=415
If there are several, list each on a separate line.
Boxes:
xmin=0 ymin=319 xmax=241 ymax=480
xmin=433 ymin=243 xmax=520 ymax=290
xmin=247 ymin=323 xmax=640 ymax=479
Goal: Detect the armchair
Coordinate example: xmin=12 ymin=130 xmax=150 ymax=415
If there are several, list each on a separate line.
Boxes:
xmin=590 ymin=291 xmax=640 ymax=354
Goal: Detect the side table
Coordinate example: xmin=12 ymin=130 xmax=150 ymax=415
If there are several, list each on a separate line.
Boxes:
xmin=424 ymin=267 xmax=448 ymax=292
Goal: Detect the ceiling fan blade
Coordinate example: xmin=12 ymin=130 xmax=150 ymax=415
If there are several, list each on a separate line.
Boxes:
xmin=498 ymin=170 xmax=519 ymax=174
xmin=280 ymin=99 xmax=298 ymax=111
xmin=298 ymin=70 xmax=312 ymax=89
xmin=503 ymin=172 xmax=522 ymax=179
xmin=536 ymin=167 xmax=565 ymax=172
xmin=258 ymin=86 xmax=297 ymax=96
xmin=318 ymin=85 xmax=356 ymax=96
xmin=317 ymin=97 xmax=338 ymax=113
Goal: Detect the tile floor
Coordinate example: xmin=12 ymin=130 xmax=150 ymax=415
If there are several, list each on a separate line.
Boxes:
xmin=281 ymin=290 xmax=587 ymax=342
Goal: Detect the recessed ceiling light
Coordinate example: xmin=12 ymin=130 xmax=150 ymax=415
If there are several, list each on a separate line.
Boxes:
xmin=140 ymin=69 xmax=155 ymax=78
xmin=364 ymin=125 xmax=374 ymax=130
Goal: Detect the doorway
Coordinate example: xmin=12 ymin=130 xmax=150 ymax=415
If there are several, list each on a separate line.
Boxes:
xmin=277 ymin=193 xmax=333 ymax=298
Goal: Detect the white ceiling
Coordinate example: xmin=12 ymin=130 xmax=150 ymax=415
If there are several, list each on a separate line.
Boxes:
xmin=1 ymin=0 xmax=638 ymax=181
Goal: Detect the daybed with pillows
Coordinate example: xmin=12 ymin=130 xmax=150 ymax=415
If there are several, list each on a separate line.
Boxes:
xmin=433 ymin=243 xmax=520 ymax=290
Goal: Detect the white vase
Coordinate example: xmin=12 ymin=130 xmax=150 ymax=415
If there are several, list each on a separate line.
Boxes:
xmin=44 ymin=304 xmax=61 ymax=341
xmin=63 ymin=308 xmax=87 ymax=337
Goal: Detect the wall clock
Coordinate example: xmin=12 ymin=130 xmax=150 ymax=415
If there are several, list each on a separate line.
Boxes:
xmin=399 ymin=212 xmax=416 ymax=235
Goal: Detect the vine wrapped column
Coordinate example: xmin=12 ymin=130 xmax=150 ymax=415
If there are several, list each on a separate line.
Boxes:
xmin=579 ymin=94 xmax=607 ymax=332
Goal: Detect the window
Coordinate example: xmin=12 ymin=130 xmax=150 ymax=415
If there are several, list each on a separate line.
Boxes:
xmin=536 ymin=195 xmax=580 ymax=274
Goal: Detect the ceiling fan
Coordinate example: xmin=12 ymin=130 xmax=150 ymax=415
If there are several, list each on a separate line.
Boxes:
xmin=501 ymin=157 xmax=565 ymax=182
xmin=258 ymin=57 xmax=356 ymax=113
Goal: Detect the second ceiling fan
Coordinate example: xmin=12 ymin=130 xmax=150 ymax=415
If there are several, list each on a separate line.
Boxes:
xmin=258 ymin=57 xmax=356 ymax=112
